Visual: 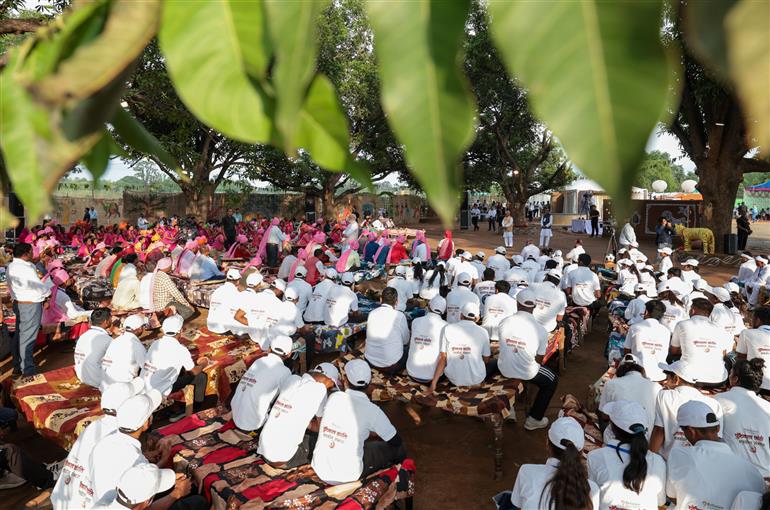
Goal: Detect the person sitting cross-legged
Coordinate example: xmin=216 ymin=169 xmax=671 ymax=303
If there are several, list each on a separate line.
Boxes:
xmin=364 ymin=287 xmax=410 ymax=375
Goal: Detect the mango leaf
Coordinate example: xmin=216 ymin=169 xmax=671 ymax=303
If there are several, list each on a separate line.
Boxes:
xmin=683 ymin=0 xmax=737 ymax=81
xmin=29 ymin=0 xmax=159 ymax=105
xmin=160 ymin=0 xmax=274 ymax=143
xmin=726 ymin=0 xmax=770 ymax=155
xmin=80 ymin=130 xmax=112 ymax=181
xmin=488 ymin=0 xmax=674 ymax=220
xmin=366 ymin=0 xmax=476 ymax=225
xmin=265 ymin=0 xmax=327 ymax=151
xmin=111 ymin=107 xmax=182 ymax=177
xmin=296 ymin=74 xmax=371 ymax=188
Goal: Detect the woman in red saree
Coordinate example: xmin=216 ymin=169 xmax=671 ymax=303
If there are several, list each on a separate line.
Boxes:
xmin=437 ymin=230 xmax=454 ymax=260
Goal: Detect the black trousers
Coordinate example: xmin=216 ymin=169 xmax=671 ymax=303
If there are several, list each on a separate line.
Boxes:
xmin=172 ymin=371 xmax=208 ymax=403
xmin=486 ymin=362 xmax=557 ymax=421
xmin=282 ymin=431 xmax=318 ymax=469
xmin=368 ymin=345 xmax=408 ymax=375
xmin=738 ymin=230 xmax=749 ymax=250
xmin=361 ymin=440 xmax=407 ymax=479
xmin=472 ymin=216 xmax=479 ymax=230
xmin=0 ymin=443 xmax=53 ymax=489
xmin=170 ymin=495 xmax=209 ymax=510
xmin=266 ymin=243 xmax=279 ymax=267
xmin=488 ymin=218 xmax=496 ymax=231
xmin=591 ymin=218 xmax=599 ymax=236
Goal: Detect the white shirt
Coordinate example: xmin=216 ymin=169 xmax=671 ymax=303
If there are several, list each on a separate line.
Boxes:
xmin=407 ymin=312 xmax=447 ymax=381
xmin=323 ymin=284 xmax=359 ymax=327
xmin=287 ymin=278 xmax=312 ymax=312
xmin=445 ymin=286 xmax=479 ymax=324
xmin=419 ymin=270 xmax=445 ymax=300
xmin=74 ymin=327 xmax=112 ymax=388
xmin=89 ymin=432 xmax=148 ymax=502
xmin=257 ymin=373 xmax=328 ymax=463
xmin=52 ymin=288 xmax=91 ymax=322
xmin=667 ymin=440 xmax=765 ymax=510
xmin=141 ymin=335 xmax=195 ymax=396
xmin=277 ymin=254 xmax=297 ymax=280
xmin=51 ymin=415 xmax=117 ymax=510
xmin=365 ymin=304 xmax=409 ymax=368
xmin=138 ymin=273 xmax=153 ymax=310
xmin=137 ymin=217 xmax=148 ymax=229
xmin=386 ymin=276 xmax=413 ymax=312
xmin=530 ymin=281 xmax=567 ymax=332
xmin=680 ymin=269 xmax=700 ymax=285
xmin=450 ymin=261 xmax=479 ymax=288
xmin=101 ymin=332 xmax=146 ymax=385
xmin=587 ymin=440 xmax=666 ymax=510
xmin=481 ymin=292 xmax=517 ymax=340
xmin=440 ymin=320 xmax=490 ymax=387
xmin=270 ymin=299 xmax=304 ymax=337
xmin=267 ymin=225 xmax=286 ymax=244
xmin=671 ymin=315 xmax=732 ymax=383
xmin=731 ymin=491 xmax=763 ymax=510
xmin=473 ymin=280 xmax=497 ymax=305
xmin=565 ymin=266 xmax=600 ymax=306
xmin=599 ymin=371 xmax=661 ymax=440
xmin=231 ymin=353 xmax=292 ymax=431
xmin=715 ymin=386 xmax=770 ymax=478
xmin=658 ymin=255 xmax=673 ymax=275
xmin=619 ymin=223 xmax=636 ymax=246
xmin=486 ymin=254 xmax=510 ymax=281
xmin=312 ymin=389 xmax=397 ymax=485
xmin=623 ymin=318 xmax=671 ymax=381
xmin=624 ymin=295 xmax=651 ymax=325
xmin=497 ymin=312 xmax=547 ymax=380
xmin=511 ymin=458 xmax=600 ymax=510
xmin=660 ymin=300 xmax=687 ymax=333
xmin=207 ymin=281 xmax=241 ymax=334
xmin=738 ymin=259 xmax=757 ymax=283
xmin=710 ymin=302 xmax=743 ymax=338
xmin=304 ymin=279 xmax=335 ymax=323
xmin=7 ymin=258 xmax=50 ymax=302
xmin=412 ymin=243 xmax=428 ymax=262
xmin=736 ymin=326 xmax=770 ymax=390
xmin=520 ymin=244 xmax=540 ymax=261
xmin=238 ymin=288 xmax=282 ymax=346
xmin=188 ymin=254 xmax=222 ymax=281
xmin=654 ymin=386 xmax=723 ymax=459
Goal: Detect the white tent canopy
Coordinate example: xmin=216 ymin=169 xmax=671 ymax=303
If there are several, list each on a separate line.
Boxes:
xmin=562 ymin=178 xmax=605 ymax=192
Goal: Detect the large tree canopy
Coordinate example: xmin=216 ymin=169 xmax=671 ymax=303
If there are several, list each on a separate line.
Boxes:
xmin=634 ymin=150 xmax=689 ymax=192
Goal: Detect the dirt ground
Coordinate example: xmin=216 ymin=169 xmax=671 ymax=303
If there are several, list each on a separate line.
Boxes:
xmin=0 ymin=222 xmax=744 ymax=509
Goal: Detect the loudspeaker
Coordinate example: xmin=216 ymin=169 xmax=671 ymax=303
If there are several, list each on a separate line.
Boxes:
xmin=304 ymin=196 xmax=316 ymax=223
xmin=459 ymin=191 xmax=469 ymax=229
xmin=723 ymin=233 xmax=737 ymax=255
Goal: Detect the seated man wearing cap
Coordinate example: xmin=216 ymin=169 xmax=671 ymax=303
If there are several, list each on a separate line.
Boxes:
xmin=450 ymin=252 xmax=479 ymax=288
xmin=657 ymin=246 xmax=673 ymax=275
xmin=234 ymin=272 xmax=278 ymax=348
xmin=407 ymin=295 xmax=448 ymax=384
xmin=473 ymin=268 xmax=497 ymax=304
xmin=735 ymin=251 xmax=756 ymax=285
xmin=257 ymin=362 xmax=339 ymax=469
xmin=74 ymin=307 xmax=114 ymax=389
xmin=445 ymin=272 xmax=479 ymax=324
xmin=429 ymin=301 xmax=491 ymax=391
xmin=101 ymin=315 xmax=148 ymax=386
xmin=51 ymin=379 xmax=145 ymax=510
xmin=496 ymin=289 xmax=555 ymax=431
xmin=736 ymin=306 xmax=770 ymax=396
xmin=303 ymin=268 xmax=337 ymax=324
xmin=564 ymin=254 xmax=601 ymax=311
xmin=623 ymin=300 xmax=671 ymax=382
xmin=271 ymin=287 xmax=306 ymax=338
xmin=189 ymin=243 xmax=224 ymax=281
xmin=747 ymin=255 xmax=770 ymax=306
xmin=520 ymin=240 xmax=540 ymax=262
xmin=649 ymin=360 xmax=723 ymax=459
xmin=709 ymin=286 xmax=745 ymax=338
xmin=231 ymin=335 xmax=294 ymax=433
xmin=90 ymin=463 xmax=203 ymax=510
xmin=666 ymin=401 xmax=765 ymax=510
xmin=323 ymin=272 xmax=360 ymax=328
xmin=530 ymin=271 xmax=567 ymax=333
xmin=364 ymin=287 xmax=410 ymax=374
xmin=680 ymin=258 xmax=701 ymax=285
xmin=141 ymin=315 xmax=209 ymax=417
xmin=149 ymin=257 xmax=196 ymax=320
xmin=670 ymin=298 xmax=733 ymax=386
xmin=470 ymin=252 xmax=486 ymax=280
xmin=486 ymin=247 xmax=509 ymax=281
xmin=207 ymin=268 xmax=243 ymax=334
xmin=386 ymin=265 xmax=413 ymax=312
xmin=287 ymin=266 xmax=313 ymax=312
xmin=312 ymin=359 xmax=406 ymax=485
xmin=623 ymin=284 xmax=654 ymax=324
xmin=481 ymin=281 xmax=516 ymax=341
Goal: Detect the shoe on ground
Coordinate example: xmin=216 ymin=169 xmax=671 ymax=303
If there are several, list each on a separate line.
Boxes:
xmin=45 ymin=460 xmax=64 ymax=482
xmin=524 ymin=416 xmax=549 ymax=431
xmin=0 ymin=470 xmax=26 ymax=490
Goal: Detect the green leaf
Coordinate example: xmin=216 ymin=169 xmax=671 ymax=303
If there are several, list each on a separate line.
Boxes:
xmin=726 ymin=0 xmax=770 ymax=156
xmin=488 ymin=0 xmax=675 ymax=220
xmin=159 ymin=0 xmax=274 ymax=143
xmin=111 ymin=107 xmax=182 ymax=176
xmin=81 ymin=131 xmax=112 ymax=181
xmin=683 ymin=0 xmax=737 ymax=80
xmin=296 ymin=74 xmax=371 ymax=188
xmin=265 ymin=0 xmax=327 ymax=150
xmin=365 ymin=0 xmax=476 ymax=225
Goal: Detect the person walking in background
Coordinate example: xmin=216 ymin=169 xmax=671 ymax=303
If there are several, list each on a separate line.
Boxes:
xmin=589 ymin=205 xmax=600 ymax=237
xmin=89 ymin=207 xmax=98 ymax=227
xmin=502 ymin=211 xmax=514 ymax=248
xmin=487 ymin=204 xmax=497 ymax=232
xmin=736 ymin=210 xmax=752 ymax=250
xmin=222 ymin=208 xmax=237 ymax=249
xmin=470 ymin=203 xmax=481 ymax=231
xmin=539 ymin=209 xmax=553 ymax=248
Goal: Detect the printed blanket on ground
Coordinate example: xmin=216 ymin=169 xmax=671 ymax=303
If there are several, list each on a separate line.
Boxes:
xmin=148 ymin=408 xmax=416 ymax=510
xmin=565 ymin=306 xmax=590 ymax=350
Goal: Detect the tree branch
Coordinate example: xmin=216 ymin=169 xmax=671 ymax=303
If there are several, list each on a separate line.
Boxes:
xmin=739 ymin=157 xmax=770 ymax=174
xmin=148 ymin=155 xmax=183 ymax=187
xmin=0 ymin=18 xmax=43 ymax=35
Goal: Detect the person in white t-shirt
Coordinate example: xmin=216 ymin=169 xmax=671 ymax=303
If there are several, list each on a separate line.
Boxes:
xmin=364 ymin=287 xmax=410 ymax=373
xmin=714 ymin=358 xmax=770 ymax=478
xmin=407 ymin=296 xmax=447 ymax=383
xmin=430 ymin=301 xmax=491 ymax=390
xmin=670 ymin=297 xmax=732 ymax=385
xmin=680 ymin=258 xmax=701 ymax=285
xmin=445 ymin=272 xmax=479 ymax=324
xmin=736 ymin=306 xmax=770 ymax=395
xmin=304 ymin=268 xmax=337 ymax=324
xmin=564 ymin=253 xmax=601 ymax=308
xmin=386 ymin=265 xmax=413 ymax=312
xmin=451 ymin=252 xmax=479 ymax=288
xmin=74 ymin=307 xmax=113 ymax=389
xmin=101 ymin=314 xmax=147 ymax=386
xmin=657 ymin=246 xmax=673 ymax=276
xmin=323 ymin=272 xmax=359 ymax=327
xmin=496 ymin=289 xmax=555 ymax=431
xmin=649 ymin=360 xmax=724 ymax=459
xmin=271 ymin=287 xmax=305 ymax=337
xmin=89 ymin=462 xmax=202 ymax=510
xmin=735 ymin=251 xmax=757 ymax=284
xmin=470 ymin=252 xmax=487 ymax=281
xmin=520 ymin=240 xmax=540 ymax=261
xmin=666 ymin=400 xmax=765 ymax=510
xmin=420 ymin=261 xmax=448 ymax=300
xmin=508 ymin=417 xmax=600 ymax=510
xmin=287 ymin=266 xmax=313 ymax=312
xmin=588 ymin=399 xmax=667 ymax=510
xmin=481 ymin=281 xmax=517 ymax=341
xmin=623 ymin=300 xmax=671 ymax=381
xmin=206 ymin=268 xmax=242 ymax=334
xmin=257 ymin=363 xmax=339 ymax=468
xmin=311 ymin=360 xmax=406 ymax=485
xmin=710 ymin=286 xmax=745 ymax=338
xmin=530 ymin=272 xmax=567 ymax=332
xmin=486 ymin=246 xmax=510 ymax=281
xmin=474 ymin=268 xmax=497 ymax=307
xmin=277 ymin=248 xmax=299 ymax=280
xmin=623 ymin=284 xmax=653 ymax=325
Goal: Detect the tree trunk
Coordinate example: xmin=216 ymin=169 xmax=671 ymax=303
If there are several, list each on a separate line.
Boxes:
xmin=321 ymin=181 xmax=337 ymax=220
xmin=182 ymin=182 xmax=216 ymax=221
xmin=694 ymin=157 xmax=742 ymax=252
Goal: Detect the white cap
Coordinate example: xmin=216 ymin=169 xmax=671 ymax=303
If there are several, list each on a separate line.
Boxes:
xmin=601 ymin=400 xmax=649 ymax=434
xmin=657 ymin=281 xmax=671 ymax=293
xmin=495 ymin=246 xmax=507 ymax=255
xmin=325 ymin=268 xmax=338 ymax=280
xmin=634 ymin=283 xmax=646 ymax=292
xmin=461 ymin=301 xmax=480 ymax=319
xmin=460 ymin=251 xmax=472 ymax=260
xmin=436 ymin=260 xmax=446 ymax=268
xmin=693 ymin=279 xmax=711 ymax=292
xmin=756 ymin=256 xmax=768 ymax=264
xmin=394 ymin=265 xmax=407 ymax=276
xmin=512 ymin=255 xmax=524 ymax=265
xmin=516 ymin=288 xmax=536 ymax=307
xmin=620 ymin=353 xmax=641 ymax=365
xmin=272 ymin=278 xmax=287 ymax=291
xmin=723 ymin=282 xmax=739 ymax=294
xmin=658 ymin=247 xmax=673 ymax=255
xmin=476 ymin=251 xmax=485 ymax=259
xmin=740 ymin=252 xmax=752 ymax=259
xmin=676 ymin=400 xmax=720 ymax=428
xmin=117 ymin=389 xmax=163 ymax=431
xmin=659 ymin=360 xmax=698 ymax=383
xmin=618 ymin=259 xmax=632 ymax=267
xmin=457 ymin=272 xmax=472 ymax=286
xmin=684 ymin=258 xmax=699 ymax=266
xmin=116 ymin=463 xmax=176 ymax=506
xmin=429 ymin=295 xmax=447 ymax=314
xmin=124 ymin=314 xmax=147 ymax=331
xmin=271 ymin=335 xmax=293 ymax=356
xmin=618 ymin=247 xmax=628 ymax=254
xmin=312 ymin=362 xmax=340 ymax=387
xmin=294 ymin=266 xmax=307 ymax=277
xmin=161 ymin=314 xmax=184 ymax=335
xmin=284 ymin=287 xmax=299 ymax=301
xmin=226 ymin=268 xmax=241 ymax=280
xmin=710 ymin=287 xmax=730 ymax=302
xmin=341 ymin=272 xmax=355 ymax=285
xmin=345 ymin=358 xmax=371 ymax=386
xmin=412 ymin=257 xmax=422 ymax=265
xmin=101 ymin=378 xmax=145 ymax=412
xmin=246 ymin=272 xmax=263 ymax=287
xmin=554 ymin=250 xmax=562 ymax=257
xmin=546 ymin=269 xmax=561 ymax=280
xmin=547 ymin=416 xmax=585 ymax=450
